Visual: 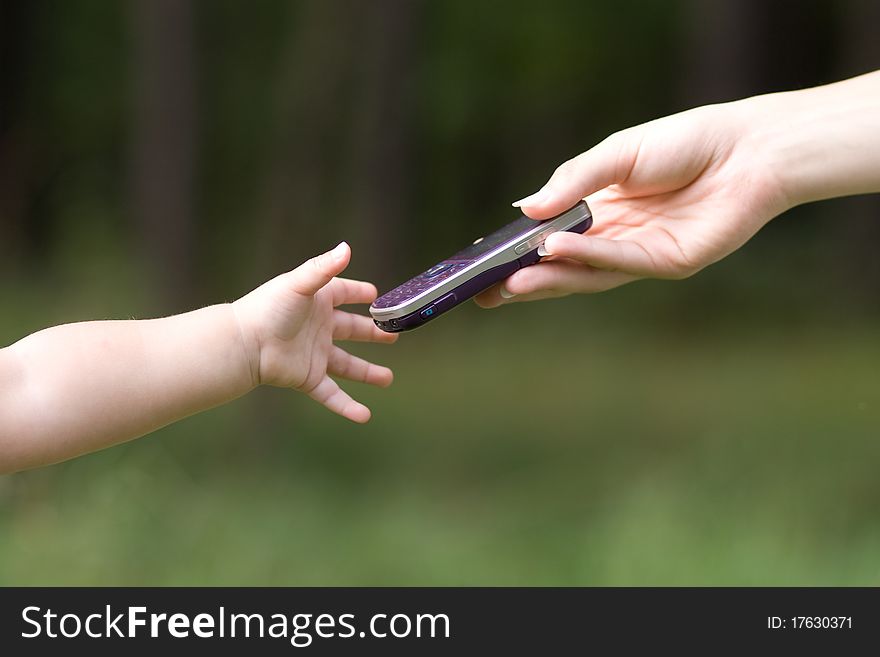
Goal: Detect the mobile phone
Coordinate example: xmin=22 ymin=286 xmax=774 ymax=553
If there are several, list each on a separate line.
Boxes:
xmin=370 ymin=200 xmax=592 ymax=332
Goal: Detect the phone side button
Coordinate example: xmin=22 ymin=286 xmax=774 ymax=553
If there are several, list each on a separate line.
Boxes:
xmin=527 ymin=229 xmax=554 ymax=250
xmin=434 ymin=292 xmax=457 ymax=312
xmin=419 ymin=292 xmax=457 ymax=319
xmin=514 ymin=241 xmax=530 ymax=255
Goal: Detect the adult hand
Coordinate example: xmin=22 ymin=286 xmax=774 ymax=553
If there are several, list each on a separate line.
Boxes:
xmin=475 ymin=70 xmax=880 ymax=307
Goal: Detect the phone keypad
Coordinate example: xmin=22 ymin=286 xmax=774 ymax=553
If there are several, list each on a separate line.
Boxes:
xmin=373 ymin=261 xmax=471 ymax=309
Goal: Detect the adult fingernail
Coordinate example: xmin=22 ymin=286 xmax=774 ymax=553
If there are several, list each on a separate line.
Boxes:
xmin=542 ymin=231 xmax=563 ymax=254
xmin=499 ymin=286 xmax=517 ymax=299
xmin=511 ymin=187 xmax=548 ymax=208
xmin=332 ymin=241 xmax=348 ymax=260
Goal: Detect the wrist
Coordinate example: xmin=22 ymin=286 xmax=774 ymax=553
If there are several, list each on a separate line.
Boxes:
xmin=229 ymin=301 xmax=261 ymax=389
xmin=730 ymin=91 xmax=807 ymax=213
xmin=737 ymin=71 xmax=880 ymax=210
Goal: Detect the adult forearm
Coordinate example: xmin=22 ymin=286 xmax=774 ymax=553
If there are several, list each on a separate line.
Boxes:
xmin=742 ymin=70 xmax=880 ymax=209
xmin=0 ymin=304 xmax=255 ymax=473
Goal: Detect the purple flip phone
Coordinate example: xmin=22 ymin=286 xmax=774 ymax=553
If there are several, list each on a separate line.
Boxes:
xmin=370 ymin=201 xmax=592 ymax=332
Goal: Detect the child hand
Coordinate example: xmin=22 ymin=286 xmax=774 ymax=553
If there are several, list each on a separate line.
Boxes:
xmin=232 ymin=242 xmax=396 ymax=423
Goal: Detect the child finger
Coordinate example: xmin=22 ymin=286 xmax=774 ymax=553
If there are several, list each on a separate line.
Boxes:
xmin=330 ymin=278 xmax=379 ymax=306
xmin=333 ymin=310 xmax=398 ymax=343
xmin=307 ymin=376 xmax=371 ymax=423
xmin=328 ymin=346 xmax=394 ymax=387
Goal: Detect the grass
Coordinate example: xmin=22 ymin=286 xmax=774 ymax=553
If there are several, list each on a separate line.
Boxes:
xmin=2 ymin=292 xmax=879 ymax=586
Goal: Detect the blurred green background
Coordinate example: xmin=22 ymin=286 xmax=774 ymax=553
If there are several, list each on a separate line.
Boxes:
xmin=1 ymin=0 xmax=879 ymax=585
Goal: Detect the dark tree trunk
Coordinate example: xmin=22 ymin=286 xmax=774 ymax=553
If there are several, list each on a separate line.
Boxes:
xmin=0 ymin=0 xmax=32 ymax=274
xmin=340 ymin=0 xmax=422 ymax=281
xmin=680 ymin=0 xmax=766 ymax=105
xmin=130 ymin=0 xmax=198 ymax=311
xmin=250 ymin=0 xmax=360 ymax=281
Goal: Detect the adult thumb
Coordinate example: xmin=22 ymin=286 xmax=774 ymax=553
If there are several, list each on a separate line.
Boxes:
xmin=512 ymin=129 xmax=638 ymax=219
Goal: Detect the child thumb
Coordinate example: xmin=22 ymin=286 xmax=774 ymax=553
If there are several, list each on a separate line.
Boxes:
xmin=290 ymin=241 xmax=351 ymax=296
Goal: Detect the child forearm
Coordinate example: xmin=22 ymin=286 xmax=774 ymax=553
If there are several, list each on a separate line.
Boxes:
xmin=0 ymin=304 xmax=254 ymax=473
xmin=0 ymin=243 xmax=394 ymax=473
